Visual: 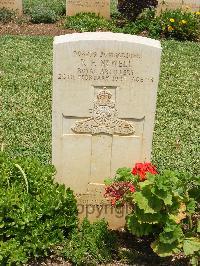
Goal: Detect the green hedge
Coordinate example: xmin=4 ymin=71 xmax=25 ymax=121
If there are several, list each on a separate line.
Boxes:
xmin=64 ymin=12 xmax=119 ymax=32
xmin=0 ymin=152 xmax=78 ymax=265
xmin=24 ymin=0 xmax=65 ymax=23
xmin=61 ymin=219 xmax=117 ymax=265
xmin=63 ymin=9 xmax=200 ymax=41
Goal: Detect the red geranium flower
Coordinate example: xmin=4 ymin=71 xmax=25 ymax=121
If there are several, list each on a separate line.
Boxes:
xmin=129 ymin=184 xmax=136 ymax=192
xmin=132 ymin=162 xmax=158 ymax=181
xmin=111 ymin=198 xmax=116 ymax=206
xmin=105 ymin=181 xmax=136 ymax=206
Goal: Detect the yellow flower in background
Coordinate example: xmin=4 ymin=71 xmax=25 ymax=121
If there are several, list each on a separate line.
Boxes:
xmin=181 ymin=20 xmax=187 ymax=24
xmin=196 ymin=11 xmax=200 ymax=15
xmin=170 ymin=18 xmax=175 ymax=22
xmin=168 ymin=25 xmax=174 ymax=31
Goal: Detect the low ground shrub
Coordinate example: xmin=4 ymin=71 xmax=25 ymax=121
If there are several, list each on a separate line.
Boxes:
xmin=30 ymin=4 xmax=58 ymax=24
xmin=122 ymin=9 xmax=200 ymax=41
xmin=118 ymin=0 xmax=158 ymax=21
xmin=159 ymin=9 xmax=200 ymax=41
xmin=24 ymin=0 xmax=65 ymax=23
xmin=24 ymin=0 xmax=65 ymax=16
xmin=0 ymin=8 xmax=15 ymax=24
xmin=60 ymin=219 xmax=117 ymax=265
xmin=122 ymin=8 xmax=160 ymax=38
xmin=63 ymin=12 xmax=119 ymax=32
xmin=62 ymin=9 xmax=199 ymax=41
xmin=105 ymin=163 xmax=200 ymax=265
xmin=0 ymin=152 xmax=78 ymax=265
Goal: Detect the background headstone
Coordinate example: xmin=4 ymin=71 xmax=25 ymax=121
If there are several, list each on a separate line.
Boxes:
xmin=157 ymin=0 xmax=200 ymax=14
xmin=0 ymin=0 xmax=23 ymax=15
xmin=66 ymin=0 xmax=110 ymax=19
xmin=52 ymin=32 xmax=162 ymax=229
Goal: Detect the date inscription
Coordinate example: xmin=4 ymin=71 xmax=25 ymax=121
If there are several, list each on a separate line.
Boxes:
xmin=57 ymin=49 xmax=154 ymax=84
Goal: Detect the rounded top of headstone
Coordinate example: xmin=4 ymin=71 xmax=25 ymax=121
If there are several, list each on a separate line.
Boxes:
xmin=54 ymin=32 xmax=161 ymax=49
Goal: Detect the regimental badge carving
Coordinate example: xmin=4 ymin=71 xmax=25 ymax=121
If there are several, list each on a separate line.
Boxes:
xmin=72 ymin=87 xmax=135 ymax=135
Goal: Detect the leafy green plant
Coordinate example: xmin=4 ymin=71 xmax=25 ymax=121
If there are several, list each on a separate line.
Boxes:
xmin=118 ymin=0 xmax=158 ymax=21
xmin=105 ymin=163 xmax=200 ymax=264
xmin=29 ymin=4 xmax=58 ymax=24
xmin=60 ymin=219 xmax=117 ymax=265
xmin=24 ymin=0 xmax=66 ymax=17
xmin=159 ymin=9 xmax=200 ymax=41
xmin=24 ymin=0 xmax=66 ymax=23
xmin=63 ymin=12 xmax=119 ymax=32
xmin=0 ymin=8 xmax=15 ymax=24
xmin=0 ymin=152 xmax=78 ymax=265
xmin=133 ymin=8 xmax=161 ymax=38
xmin=121 ymin=8 xmax=200 ymax=41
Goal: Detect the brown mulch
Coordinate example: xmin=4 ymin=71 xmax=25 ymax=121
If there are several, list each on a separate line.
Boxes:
xmin=0 ymin=21 xmax=75 ymax=36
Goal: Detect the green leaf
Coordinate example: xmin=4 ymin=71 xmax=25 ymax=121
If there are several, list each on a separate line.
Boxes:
xmin=186 ymin=198 xmax=197 ymax=214
xmin=135 ymin=206 xmax=164 ymax=224
xmin=151 ymin=239 xmax=181 ymax=257
xmin=104 ymin=177 xmax=113 ymax=186
xmin=183 ymin=238 xmax=200 ymax=256
xmin=168 ymin=202 xmax=187 ymax=224
xmin=151 ymin=186 xmax=173 ymax=205
xmin=115 ymin=167 xmax=135 ymax=182
xmin=134 ymin=189 xmax=162 ymax=214
xmin=134 ymin=192 xmax=155 ymax=214
xmin=159 ymin=223 xmax=184 ymax=244
xmin=197 ymin=221 xmax=200 ymax=233
xmin=155 ymin=171 xmax=179 ymax=190
xmin=0 ymin=222 xmax=4 ymax=229
xmin=190 ymin=256 xmax=199 ymax=266
xmin=126 ymin=214 xmax=153 ymax=237
xmin=139 ymin=176 xmax=155 ymax=188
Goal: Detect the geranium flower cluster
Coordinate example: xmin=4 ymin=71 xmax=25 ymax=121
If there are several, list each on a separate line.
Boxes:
xmin=104 ymin=181 xmax=135 ymax=206
xmin=105 ymin=163 xmax=158 ymax=206
xmin=132 ymin=162 xmax=158 ymax=181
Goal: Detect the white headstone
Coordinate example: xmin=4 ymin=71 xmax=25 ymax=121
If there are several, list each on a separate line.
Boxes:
xmin=52 ymin=32 xmax=162 ymax=229
xmin=157 ymin=0 xmax=200 ymax=13
xmin=66 ymin=0 xmax=110 ymax=19
xmin=0 ymin=0 xmax=22 ymax=15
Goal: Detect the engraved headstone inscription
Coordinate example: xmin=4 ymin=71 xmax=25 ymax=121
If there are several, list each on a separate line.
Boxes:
xmin=0 ymin=0 xmax=23 ymax=15
xmin=66 ymin=0 xmax=110 ymax=19
xmin=52 ymin=32 xmax=162 ymax=229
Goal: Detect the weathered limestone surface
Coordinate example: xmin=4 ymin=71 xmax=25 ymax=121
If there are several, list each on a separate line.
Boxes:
xmin=157 ymin=0 xmax=200 ymax=13
xmin=66 ymin=0 xmax=110 ymax=19
xmin=52 ymin=32 xmax=162 ymax=228
xmin=0 ymin=0 xmax=22 ymax=15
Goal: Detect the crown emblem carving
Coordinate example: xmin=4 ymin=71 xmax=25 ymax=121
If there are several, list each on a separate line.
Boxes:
xmin=72 ymin=87 xmax=135 ymax=135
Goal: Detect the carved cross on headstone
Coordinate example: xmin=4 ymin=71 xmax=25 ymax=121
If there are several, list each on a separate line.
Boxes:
xmin=61 ymin=86 xmax=143 ymax=184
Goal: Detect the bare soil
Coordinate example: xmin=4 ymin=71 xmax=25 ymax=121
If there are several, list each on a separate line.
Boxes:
xmin=0 ymin=21 xmax=75 ymax=36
